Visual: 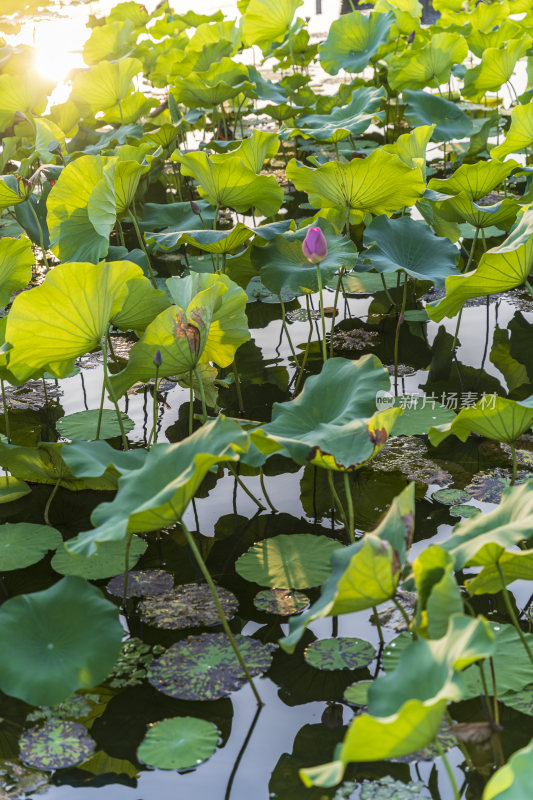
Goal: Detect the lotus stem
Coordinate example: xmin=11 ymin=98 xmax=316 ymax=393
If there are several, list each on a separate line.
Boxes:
xmin=380 ymin=273 xmax=395 ymax=308
xmin=44 ymin=471 xmax=62 ymax=526
xmin=489 ymin=657 xmax=500 ymax=727
xmin=327 ymin=469 xmax=348 ymax=538
xmin=228 ymin=464 xmax=265 ymax=510
xmin=373 ymin=606 xmax=385 ymax=645
xmin=434 ymin=742 xmax=460 ymax=800
xmin=151 ymin=364 xmax=160 ymax=446
xmin=343 ymin=472 xmax=355 ymax=543
xmin=393 ymin=273 xmax=408 ymax=396
xmin=1 ymin=380 xmax=10 ymax=443
xmin=26 ymin=198 xmax=48 ymax=268
xmin=232 ymin=359 xmax=245 ymax=415
xmin=259 ymin=467 xmax=277 ymax=513
xmin=123 ymin=531 xmax=134 ymax=605
xmin=510 ymin=441 xmax=518 ymax=486
xmin=329 ymin=268 xmax=344 ymax=358
xmin=188 ymin=370 xmax=194 ymax=436
xmin=497 ymin=563 xmax=533 ymax=665
xmin=279 ymin=296 xmax=299 ymax=367
xmin=392 ymin=595 xmax=411 ymax=630
xmin=117 ymin=219 xmax=125 ymax=248
xmin=223 ymin=704 xmax=263 ymax=800
xmin=213 ymin=203 xmax=220 ymax=231
xmin=315 ymin=263 xmax=328 ymax=363
xmin=193 ymin=365 xmax=207 ymax=422
xmin=101 ymin=331 xmax=129 ymax=451
xmin=95 ymin=378 xmax=106 ymax=441
xmin=180 ymin=519 xmax=263 ymax=706
xmin=293 ymin=295 xmax=314 ymax=396
xmin=129 ymin=204 xmax=157 ymax=289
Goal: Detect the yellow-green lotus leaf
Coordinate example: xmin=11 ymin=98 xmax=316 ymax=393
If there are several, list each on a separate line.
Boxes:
xmin=71 ymin=57 xmax=142 ymax=113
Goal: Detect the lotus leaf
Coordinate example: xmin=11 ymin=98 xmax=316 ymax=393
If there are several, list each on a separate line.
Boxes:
xmin=260 ymin=356 xmax=401 ymax=471
xmin=463 ymin=39 xmax=532 ymax=101
xmin=138 ymin=583 xmax=239 ymax=629
xmin=492 ymin=103 xmax=533 ymax=160
xmin=381 ymin=125 xmax=434 ymax=179
xmin=0 ymin=523 xmax=62 ymax=571
xmin=483 ymin=737 xmax=533 ymax=800
xmin=388 ymin=398 xmax=456 ymax=436
xmin=5 ymin=260 xmax=146 ymax=381
xmin=106 ymin=569 xmax=173 ymax=598
xmin=137 ymin=716 xmax=218 ymax=770
xmin=0 ymin=175 xmax=25 ymax=212
xmin=71 ymin=57 xmax=142 ymax=114
xmin=411 ymin=545 xmax=463 ymax=637
xmin=450 ymin=504 xmax=480 ymax=518
xmin=466 ymin=545 xmax=533 ymax=595
xmin=252 ymin=221 xmax=358 ymax=297
xmin=51 ymin=536 xmax=147 ymax=580
xmin=242 ymin=0 xmax=303 ymax=51
xmin=19 ymin=721 xmax=95 ymax=771
xmin=304 ymin=637 xmax=376 ymax=671
xmin=171 ymin=59 xmax=252 ymax=108
xmin=0 ymin=475 xmax=31 ymax=503
xmin=0 ymin=576 xmax=123 ymax=705
xmin=83 ymin=19 xmax=136 ymax=65
xmin=147 ymin=223 xmax=253 ymax=255
xmin=253 ymin=588 xmax=308 ymax=616
xmin=388 ymin=33 xmax=467 ymax=91
xmin=402 ymin=90 xmax=473 ymax=142
xmin=147 ymin=633 xmax=275 ymax=700
xmin=56 ymin=410 xmax=135 ymax=442
xmin=235 ymin=534 xmax=342 ymax=589
xmin=60 ymin=440 xmax=147 ymax=481
xmin=66 ymin=416 xmax=248 ymax=556
xmin=428 ymin=396 xmax=533 ymax=447
xmin=432 ymin=488 xmax=471 ymax=505
xmin=172 ymin=150 xmax=283 ymax=218
xmin=141 ymin=199 xmax=215 ymax=232
xmin=319 ymin=11 xmax=393 ymax=75
xmin=286 ymin=151 xmax=425 ymax=223
xmin=212 ymin=130 xmax=279 ymax=173
xmin=283 ymin=87 xmax=385 ymax=143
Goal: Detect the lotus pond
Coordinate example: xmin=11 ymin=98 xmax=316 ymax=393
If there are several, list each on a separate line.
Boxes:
xmin=3 ymin=0 xmax=533 ymax=798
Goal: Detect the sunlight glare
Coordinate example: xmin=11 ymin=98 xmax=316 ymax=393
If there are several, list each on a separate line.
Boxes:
xmin=33 ymin=17 xmax=86 ymax=83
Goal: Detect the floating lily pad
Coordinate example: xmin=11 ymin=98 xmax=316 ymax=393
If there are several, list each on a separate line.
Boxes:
xmin=359 ymin=776 xmax=430 ymax=799
xmin=138 ymin=583 xmax=239 ymax=630
xmin=0 ymin=475 xmax=31 ymax=503
xmin=465 ymin=469 xmax=529 ymax=504
xmin=148 ymin=633 xmax=276 ymax=701
xmin=344 ymin=680 xmax=372 ymax=706
xmin=449 ymin=504 xmax=481 ymax=519
xmin=19 ymin=721 xmax=95 ymax=771
xmin=106 ymin=569 xmax=174 ymax=598
xmin=0 ymin=523 xmax=62 ymax=571
xmin=137 ymin=716 xmax=218 ymax=770
xmin=56 ymin=410 xmax=135 ymax=441
xmin=51 ymin=537 xmax=147 ymax=580
xmin=304 ymin=637 xmax=376 ymax=671
xmin=431 ymin=488 xmax=471 ymax=505
xmin=253 ymin=588 xmax=309 ymax=616
xmin=235 ymin=534 xmax=342 ymax=589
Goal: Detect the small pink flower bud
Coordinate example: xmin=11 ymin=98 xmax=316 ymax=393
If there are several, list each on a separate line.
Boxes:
xmin=302 ymin=227 xmax=328 ymax=264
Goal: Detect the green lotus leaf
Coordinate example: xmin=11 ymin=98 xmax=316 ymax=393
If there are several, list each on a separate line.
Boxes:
xmin=428 ymin=396 xmax=533 ymax=447
xmin=428 ymin=159 xmax=518 ymax=200
xmin=5 ymin=260 xmax=146 ymax=381
xmin=20 ymin=720 xmax=95 ymax=771
xmin=403 ymin=90 xmax=472 ymax=142
xmin=100 ymin=91 xmax=157 ymax=125
xmin=148 ymin=632 xmax=275 ymax=701
xmin=483 ymin=737 xmax=533 ymax=800
xmin=0 ymin=175 xmax=25 ymax=212
xmin=439 ymin=480 xmax=533 ymax=570
xmin=389 ymin=398 xmax=456 ymax=436
xmin=0 ymin=71 xmax=52 ymax=130
xmin=286 ymin=151 xmax=425 ymax=221
xmin=212 ymin=130 xmax=280 ymax=173
xmin=260 ymin=356 xmax=401 ymax=471
xmin=251 ymin=220 xmax=358 ymax=297
xmin=61 ymin=439 xmax=147 ymax=480
xmin=359 ymin=215 xmax=459 ymax=288
xmin=0 ymin=236 xmax=33 ymax=306
xmin=463 ymin=39 xmax=531 ymax=101
xmin=432 ymin=488 xmax=472 ymax=505
xmin=51 ymin=536 xmax=147 ymax=580
xmin=138 ymin=582 xmax=238 ymax=629
xmin=47 ymin=155 xmax=116 ymax=263
xmin=411 ymin=545 xmax=463 ymax=638
xmin=241 ymin=0 xmax=302 ymax=51
xmin=280 ymin=484 xmax=415 ymax=652
xmin=141 ymin=200 xmax=215 ymax=232
xmin=0 ymin=523 xmax=62 ymax=571
xmin=110 ymin=273 xmax=249 ymax=397
xmin=381 ymin=125 xmax=434 ymax=180
xmin=253 ymin=588 xmax=308 ymax=616
xmin=235 ymin=534 xmax=342 ymax=589
xmin=283 ymin=87 xmax=385 ymax=143
xmin=71 ymin=57 xmax=142 ymax=113
xmin=147 ymin=223 xmax=253 ymax=255
xmin=56 ymin=409 xmax=135 ymax=442
xmin=110 ymin=271 xmax=170 ymax=333
xmin=0 ymin=576 xmax=122 ymax=706
xmin=426 ymin=209 xmax=533 ymax=321
xmin=468 ymin=20 xmax=523 ymax=60
xmin=466 ymin=545 xmax=533 ymax=596
xmin=106 ymin=568 xmax=173 ymax=598
xmin=319 ymin=10 xmax=393 ymax=75
xmin=388 ymin=32 xmax=467 ymax=91
xmin=304 ymin=637 xmax=376 ymax=671
xmin=434 ymin=193 xmax=519 ymax=231
xmin=170 ymin=58 xmax=252 ymax=108
xmin=114 ymin=158 xmax=150 ymax=217
xmin=374 ymin=0 xmax=421 ymax=33
xmin=137 ymin=717 xmax=218 ymax=770
xmin=173 ymin=150 xmax=283 ymax=218
xmin=66 ymin=416 xmax=249 ymax=556
xmin=83 ymin=19 xmax=136 ymax=65
xmin=0 ymin=475 xmax=31 ymax=503
xmin=33 ymin=117 xmax=67 ymax=162
xmin=492 ymin=102 xmax=533 ymax=160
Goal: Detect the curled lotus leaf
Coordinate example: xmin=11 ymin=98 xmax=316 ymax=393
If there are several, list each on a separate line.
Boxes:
xmin=138 ymin=583 xmax=239 ymax=629
xmin=318 ymin=10 xmax=393 ymax=75
xmin=19 ymin=720 xmax=95 ymax=771
xmin=483 ymin=737 xmax=533 ymax=800
xmin=147 ymin=633 xmax=276 ymax=701
xmin=106 ymin=569 xmax=174 ymax=598
xmin=253 ymin=588 xmax=309 ymax=616
xmin=304 ymin=637 xmax=376 ymax=671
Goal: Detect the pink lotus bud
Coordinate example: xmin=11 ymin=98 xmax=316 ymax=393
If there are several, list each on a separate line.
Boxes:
xmin=302 ymin=227 xmax=328 ymax=264
xmin=153 ymin=350 xmax=163 ymax=367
